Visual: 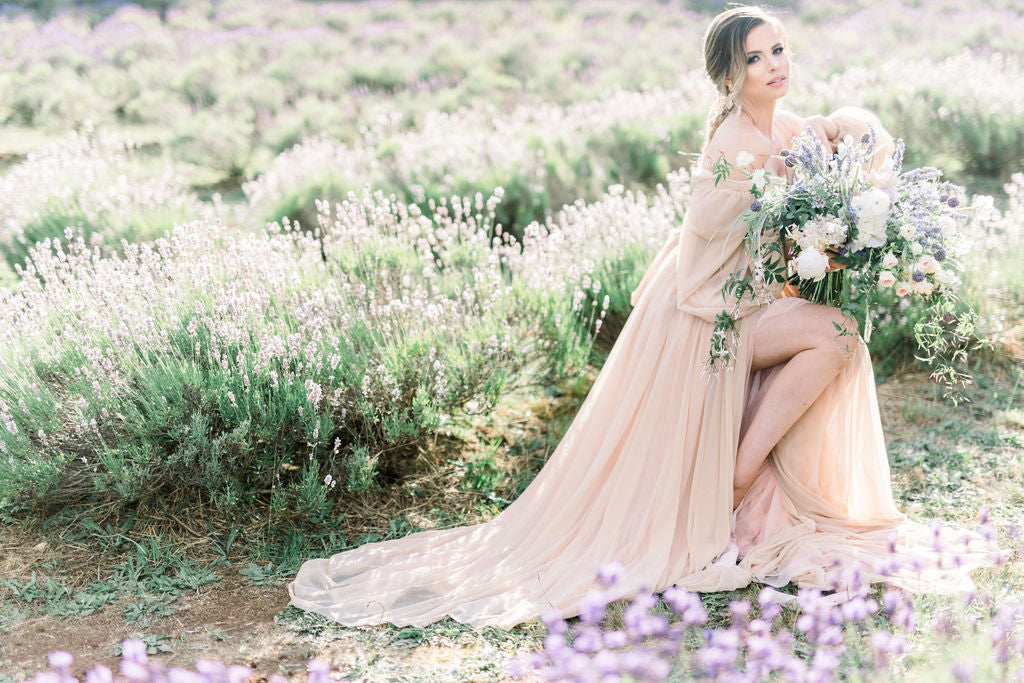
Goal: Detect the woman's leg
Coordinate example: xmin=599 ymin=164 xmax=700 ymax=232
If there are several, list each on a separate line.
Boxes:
xmin=733 ymin=302 xmax=858 ymax=509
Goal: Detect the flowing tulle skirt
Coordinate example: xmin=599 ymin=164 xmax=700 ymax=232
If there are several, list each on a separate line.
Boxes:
xmin=288 ymin=233 xmax=999 ymax=629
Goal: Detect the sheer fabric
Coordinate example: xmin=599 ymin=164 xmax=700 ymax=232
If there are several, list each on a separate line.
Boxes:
xmin=287 ymin=107 xmax=999 ymax=629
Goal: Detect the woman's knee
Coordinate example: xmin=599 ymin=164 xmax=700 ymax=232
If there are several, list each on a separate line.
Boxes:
xmin=814 ymin=308 xmax=859 ymax=367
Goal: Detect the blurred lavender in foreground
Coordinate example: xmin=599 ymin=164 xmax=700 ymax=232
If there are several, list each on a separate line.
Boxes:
xmin=511 ymin=507 xmax=1017 ymax=682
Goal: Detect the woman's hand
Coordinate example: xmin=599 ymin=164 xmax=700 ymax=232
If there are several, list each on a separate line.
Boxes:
xmin=824 ymin=247 xmax=846 ymax=273
xmin=804 ymin=114 xmax=840 ymax=154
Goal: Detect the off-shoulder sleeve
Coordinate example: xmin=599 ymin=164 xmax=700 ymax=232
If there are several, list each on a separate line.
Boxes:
xmin=673 ymin=174 xmax=768 ymax=320
xmin=827 ymin=106 xmax=896 ymax=171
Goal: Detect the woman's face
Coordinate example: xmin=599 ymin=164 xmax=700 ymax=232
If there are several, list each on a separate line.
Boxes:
xmin=734 ymin=21 xmax=789 ymax=105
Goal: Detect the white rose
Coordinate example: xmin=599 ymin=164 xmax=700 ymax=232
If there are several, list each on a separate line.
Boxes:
xmin=895 ymin=281 xmax=912 ymax=297
xmin=911 ymin=241 xmax=923 ymax=255
xmin=913 ymin=280 xmax=934 ymax=296
xmin=736 ymin=150 xmax=755 ymax=168
xmin=882 ymin=252 xmax=898 ymax=269
xmin=935 ymin=268 xmax=960 ymax=290
xmin=937 ymin=215 xmax=955 ymax=235
xmin=796 ymin=248 xmax=829 ymax=281
xmin=822 ymin=219 xmax=847 ymax=244
xmin=917 ymin=255 xmax=939 ymax=274
xmin=878 ymin=270 xmax=896 ymax=288
xmin=751 ymin=168 xmax=766 ymax=189
xmin=973 ymin=195 xmax=994 ymax=220
xmin=899 ymin=224 xmax=916 ymax=240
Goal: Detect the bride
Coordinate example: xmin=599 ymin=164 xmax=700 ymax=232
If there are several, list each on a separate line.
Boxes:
xmin=288 ymin=5 xmax=999 ymax=629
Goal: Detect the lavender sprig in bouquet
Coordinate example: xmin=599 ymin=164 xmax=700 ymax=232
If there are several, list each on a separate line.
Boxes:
xmin=707 ymin=125 xmax=987 ymax=401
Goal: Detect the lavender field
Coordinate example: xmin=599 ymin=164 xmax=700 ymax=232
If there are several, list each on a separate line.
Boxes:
xmin=1 ymin=0 xmax=1023 ymax=680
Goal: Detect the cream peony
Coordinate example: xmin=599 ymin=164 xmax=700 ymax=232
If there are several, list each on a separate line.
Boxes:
xmin=911 ymin=241 xmax=923 ymax=255
xmin=882 ymin=252 xmax=898 ymax=269
xmin=899 ymin=224 xmax=916 ymax=240
xmin=736 ymin=150 xmax=755 ymax=168
xmin=913 ymin=280 xmax=934 ymax=296
xmin=796 ymin=248 xmax=829 ymax=281
xmin=895 ymin=281 xmax=912 ymax=297
xmin=878 ymin=270 xmax=896 ymax=288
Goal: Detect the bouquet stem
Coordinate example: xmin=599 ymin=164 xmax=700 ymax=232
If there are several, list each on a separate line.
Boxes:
xmin=799 ymin=271 xmax=845 ymax=308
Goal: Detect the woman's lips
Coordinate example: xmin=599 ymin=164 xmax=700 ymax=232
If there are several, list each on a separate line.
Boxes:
xmin=768 ymin=75 xmax=787 ymax=87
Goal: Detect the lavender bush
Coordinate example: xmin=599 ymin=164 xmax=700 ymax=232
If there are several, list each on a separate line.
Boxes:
xmin=0 ymin=179 xmax=617 ymax=521
xmin=0 ymin=126 xmax=205 ymax=272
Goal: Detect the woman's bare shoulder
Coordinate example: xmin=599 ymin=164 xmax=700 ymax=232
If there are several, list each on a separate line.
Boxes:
xmin=775 ymin=108 xmax=805 ymax=125
xmin=704 ymin=119 xmax=773 ymax=180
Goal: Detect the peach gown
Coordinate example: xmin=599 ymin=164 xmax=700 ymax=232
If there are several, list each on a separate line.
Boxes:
xmin=288 ymin=107 xmax=1000 ymax=629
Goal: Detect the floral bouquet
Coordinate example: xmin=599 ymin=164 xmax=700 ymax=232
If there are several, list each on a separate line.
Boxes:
xmin=707 ymin=125 xmax=986 ymax=401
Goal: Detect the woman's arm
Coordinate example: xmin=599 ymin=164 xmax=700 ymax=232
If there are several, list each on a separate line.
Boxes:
xmin=804 ymin=114 xmax=840 ymax=154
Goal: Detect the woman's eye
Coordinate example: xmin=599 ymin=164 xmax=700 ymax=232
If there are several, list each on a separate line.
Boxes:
xmin=749 ymin=47 xmax=784 ymax=64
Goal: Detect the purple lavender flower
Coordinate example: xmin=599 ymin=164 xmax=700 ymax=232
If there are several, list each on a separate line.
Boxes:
xmin=947 ymin=197 xmax=959 ymax=207
xmin=578 ymin=590 xmax=609 ymax=624
xmin=953 ymin=660 xmax=976 ymax=683
xmin=572 ymin=626 xmax=603 ymax=654
xmin=811 ymin=194 xmax=827 ymax=209
xmin=597 ymin=562 xmax=625 ymax=587
xmin=912 ymin=270 xmax=925 ymax=282
xmin=603 ymin=629 xmax=628 ymax=649
xmin=307 ymin=660 xmax=331 ymax=683
xmin=934 ymin=248 xmax=946 ymax=261
xmin=750 ymin=199 xmax=763 ymax=212
xmin=785 ymin=156 xmax=796 ymax=167
xmin=46 ymin=652 xmax=73 ymax=674
xmin=541 ymin=606 xmax=567 ymax=634
xmin=121 ymin=639 xmax=148 ymax=664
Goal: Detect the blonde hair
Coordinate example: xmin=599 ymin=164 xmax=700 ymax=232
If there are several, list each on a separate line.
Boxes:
xmin=701 ymin=5 xmax=788 ymax=148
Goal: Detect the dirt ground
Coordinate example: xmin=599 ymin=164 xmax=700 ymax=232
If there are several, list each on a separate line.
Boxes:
xmin=0 ymin=510 xmax=544 ymax=682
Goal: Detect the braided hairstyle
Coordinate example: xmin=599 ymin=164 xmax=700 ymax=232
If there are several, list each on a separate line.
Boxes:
xmin=701 ymin=6 xmax=788 ymax=151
